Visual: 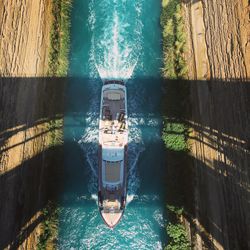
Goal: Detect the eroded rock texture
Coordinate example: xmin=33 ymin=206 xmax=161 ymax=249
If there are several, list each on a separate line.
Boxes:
xmin=0 ymin=79 xmax=64 ymax=250
xmin=0 ymin=1 xmax=64 ymax=249
xmin=0 ymin=0 xmax=52 ymax=76
xmin=183 ymin=0 xmax=250 ymax=249
xmin=190 ymin=82 xmax=250 ymax=250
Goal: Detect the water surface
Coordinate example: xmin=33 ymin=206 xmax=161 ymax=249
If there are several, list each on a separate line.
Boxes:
xmin=59 ymin=1 xmax=166 ymax=249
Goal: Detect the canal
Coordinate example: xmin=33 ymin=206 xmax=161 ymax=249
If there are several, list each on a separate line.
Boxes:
xmin=58 ymin=1 xmax=167 ymax=249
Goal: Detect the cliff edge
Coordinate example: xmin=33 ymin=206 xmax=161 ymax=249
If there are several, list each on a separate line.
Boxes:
xmin=0 ymin=1 xmax=65 ymax=249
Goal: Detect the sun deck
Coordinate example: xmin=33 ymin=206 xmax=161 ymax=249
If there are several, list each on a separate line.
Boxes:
xmin=99 ymin=87 xmax=128 ymax=147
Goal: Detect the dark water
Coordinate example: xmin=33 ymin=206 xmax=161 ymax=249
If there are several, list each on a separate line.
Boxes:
xmin=58 ymin=1 xmax=167 ymax=249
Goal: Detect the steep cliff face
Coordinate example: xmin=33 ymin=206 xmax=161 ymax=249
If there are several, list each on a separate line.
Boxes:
xmin=0 ymin=1 xmax=64 ymax=249
xmin=184 ymin=0 xmax=250 ymax=81
xmin=189 ymin=82 xmax=250 ymax=250
xmin=183 ymin=0 xmax=250 ymax=249
xmin=0 ymin=80 xmax=64 ymax=250
xmin=0 ymin=0 xmax=52 ymax=76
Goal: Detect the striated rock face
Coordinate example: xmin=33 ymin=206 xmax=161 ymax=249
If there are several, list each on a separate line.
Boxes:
xmin=183 ymin=0 xmax=250 ymax=249
xmin=0 ymin=79 xmax=64 ymax=250
xmin=190 ymin=82 xmax=250 ymax=250
xmin=0 ymin=1 xmax=64 ymax=249
xmin=0 ymin=0 xmax=52 ymax=76
xmin=184 ymin=0 xmax=250 ymax=81
xmin=202 ymin=0 xmax=249 ymax=79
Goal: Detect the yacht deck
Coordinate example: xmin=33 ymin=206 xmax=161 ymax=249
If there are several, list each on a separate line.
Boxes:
xmin=99 ymin=88 xmax=127 ymax=147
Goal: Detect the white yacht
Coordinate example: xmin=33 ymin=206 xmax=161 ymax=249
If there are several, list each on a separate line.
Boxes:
xmin=98 ymin=80 xmax=128 ymax=228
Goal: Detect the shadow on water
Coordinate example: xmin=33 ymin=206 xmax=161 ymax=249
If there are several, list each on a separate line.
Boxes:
xmin=49 ymin=77 xmax=249 ymax=249
xmin=58 ymin=76 xmax=168 ymax=249
xmin=62 ymin=140 xmax=88 ymax=198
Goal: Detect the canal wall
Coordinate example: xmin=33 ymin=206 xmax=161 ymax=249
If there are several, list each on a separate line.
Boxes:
xmin=185 ymin=1 xmax=250 ymax=249
xmin=162 ymin=0 xmax=250 ymax=249
xmin=0 ymin=79 xmax=65 ymax=249
xmin=0 ymin=0 xmax=70 ymax=248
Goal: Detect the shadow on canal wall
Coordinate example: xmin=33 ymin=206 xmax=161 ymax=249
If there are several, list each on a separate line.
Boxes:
xmin=0 ymin=78 xmax=65 ymax=249
xmin=0 ymin=145 xmax=63 ymax=249
xmin=163 ymin=79 xmax=250 ymax=249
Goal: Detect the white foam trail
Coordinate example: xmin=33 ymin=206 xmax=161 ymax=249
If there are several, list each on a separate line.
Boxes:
xmin=126 ymin=194 xmax=137 ymax=204
xmin=91 ymin=194 xmax=98 ymax=202
xmin=96 ymin=11 xmax=137 ymax=80
xmin=88 ymin=0 xmax=96 ymax=31
xmin=91 ymin=194 xmax=98 ymax=205
xmin=153 ymin=209 xmax=165 ymax=228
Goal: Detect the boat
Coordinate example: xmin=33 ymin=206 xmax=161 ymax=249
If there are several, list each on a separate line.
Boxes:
xmin=98 ymin=79 xmax=128 ymax=228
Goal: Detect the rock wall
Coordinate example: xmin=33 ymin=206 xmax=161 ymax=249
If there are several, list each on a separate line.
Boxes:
xmin=189 ymin=81 xmax=250 ymax=250
xmin=184 ymin=0 xmax=250 ymax=80
xmin=0 ymin=0 xmax=52 ymax=76
xmin=183 ymin=0 xmax=250 ymax=249
xmin=0 ymin=1 xmax=64 ymax=249
xmin=0 ymin=79 xmax=65 ymax=249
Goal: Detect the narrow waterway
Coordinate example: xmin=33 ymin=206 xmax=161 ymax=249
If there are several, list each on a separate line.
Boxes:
xmin=59 ymin=1 xmax=166 ymax=249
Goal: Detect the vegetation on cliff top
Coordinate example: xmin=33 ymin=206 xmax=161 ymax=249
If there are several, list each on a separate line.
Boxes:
xmin=166 ymin=223 xmax=190 ymax=250
xmin=162 ymin=80 xmax=192 ymax=250
xmin=38 ymin=0 xmax=71 ymax=249
xmin=161 ymin=0 xmax=187 ymax=79
xmin=37 ymin=119 xmax=64 ymax=250
xmin=37 ymin=202 xmax=60 ymax=250
xmin=161 ymin=0 xmax=192 ymax=249
xmin=48 ymin=0 xmax=72 ymax=76
xmin=165 ymin=205 xmax=191 ymax=250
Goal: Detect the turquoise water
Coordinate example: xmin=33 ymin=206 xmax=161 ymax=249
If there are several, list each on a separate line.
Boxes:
xmin=59 ymin=0 xmax=166 ymax=249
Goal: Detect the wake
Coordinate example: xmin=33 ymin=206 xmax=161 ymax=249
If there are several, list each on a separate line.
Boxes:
xmin=95 ymin=12 xmax=136 ymax=80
